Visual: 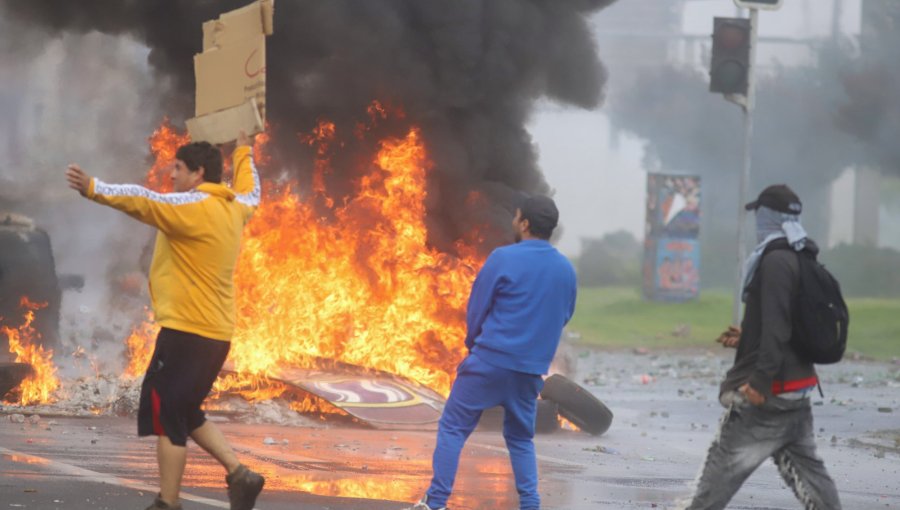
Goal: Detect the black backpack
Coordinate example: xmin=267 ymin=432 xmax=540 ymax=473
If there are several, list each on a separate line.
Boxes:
xmin=765 ymin=242 xmax=849 ymax=364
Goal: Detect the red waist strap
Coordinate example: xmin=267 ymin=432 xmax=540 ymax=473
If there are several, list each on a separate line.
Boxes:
xmin=772 ymin=376 xmax=818 ymax=394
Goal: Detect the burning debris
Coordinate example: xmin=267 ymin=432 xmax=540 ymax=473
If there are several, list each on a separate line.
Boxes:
xmin=1 ymin=298 xmax=59 ymax=405
xmin=2 ymin=0 xmax=617 ymax=252
xmin=2 ymin=374 xmax=142 ymax=418
xmin=211 ymin=397 xmax=329 ymax=428
xmin=0 ymin=363 xmax=33 ymax=400
xmin=1 ymin=1 xmax=621 ymax=431
xmin=133 ymin=108 xmax=481 ymax=400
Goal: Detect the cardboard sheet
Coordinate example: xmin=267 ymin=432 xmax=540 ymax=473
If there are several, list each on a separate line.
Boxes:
xmin=185 ymin=98 xmax=264 ymax=145
xmin=187 ymin=0 xmax=273 ymax=144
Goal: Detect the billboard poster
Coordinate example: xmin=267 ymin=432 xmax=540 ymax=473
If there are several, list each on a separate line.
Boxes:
xmin=643 ymin=174 xmax=701 ymax=301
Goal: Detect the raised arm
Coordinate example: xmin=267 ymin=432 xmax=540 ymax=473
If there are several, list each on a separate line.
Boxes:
xmin=232 ymin=132 xmax=260 ymax=215
xmin=66 ymin=164 xmax=202 ymax=236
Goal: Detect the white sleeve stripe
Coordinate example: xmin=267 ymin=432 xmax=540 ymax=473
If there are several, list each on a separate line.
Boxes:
xmin=234 ymin=148 xmax=261 ymax=207
xmin=94 ymin=179 xmax=208 ymax=206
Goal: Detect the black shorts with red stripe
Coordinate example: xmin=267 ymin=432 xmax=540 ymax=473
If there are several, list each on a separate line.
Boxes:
xmin=137 ymin=327 xmax=230 ymax=446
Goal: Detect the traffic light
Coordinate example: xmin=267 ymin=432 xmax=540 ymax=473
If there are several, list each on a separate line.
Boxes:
xmin=709 ymin=17 xmax=751 ymax=96
xmin=734 ymin=0 xmax=783 ymax=10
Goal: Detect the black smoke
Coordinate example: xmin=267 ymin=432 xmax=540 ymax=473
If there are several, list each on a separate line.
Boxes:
xmin=2 ymin=0 xmax=617 ymax=251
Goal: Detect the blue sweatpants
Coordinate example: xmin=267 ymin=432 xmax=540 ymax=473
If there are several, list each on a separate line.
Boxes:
xmin=425 ymin=353 xmax=545 ymax=510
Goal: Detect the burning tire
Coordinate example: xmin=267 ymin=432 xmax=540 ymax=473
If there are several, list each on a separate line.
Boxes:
xmin=478 ymin=398 xmax=560 ymax=434
xmin=534 ymin=398 xmax=560 ymax=434
xmin=1 ymin=215 xmax=63 ymax=352
xmin=540 ymin=374 xmax=613 ymax=436
xmin=0 ymin=362 xmax=33 ymax=399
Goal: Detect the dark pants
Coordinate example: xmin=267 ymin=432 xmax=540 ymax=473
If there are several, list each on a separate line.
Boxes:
xmin=425 ymin=354 xmax=544 ymax=510
xmin=685 ymin=396 xmax=841 ymax=509
xmin=137 ymin=328 xmax=230 ymax=446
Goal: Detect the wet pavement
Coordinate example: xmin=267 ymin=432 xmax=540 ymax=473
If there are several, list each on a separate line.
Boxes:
xmin=1 ymin=347 xmax=899 ymax=509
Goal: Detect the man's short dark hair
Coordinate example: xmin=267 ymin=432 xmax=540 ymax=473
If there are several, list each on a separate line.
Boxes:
xmin=175 ymin=142 xmax=223 ymax=183
xmin=519 ymin=195 xmax=559 ymax=240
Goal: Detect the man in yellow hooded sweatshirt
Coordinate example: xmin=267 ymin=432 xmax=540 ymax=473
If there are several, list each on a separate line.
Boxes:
xmin=65 ymin=132 xmax=264 ymax=510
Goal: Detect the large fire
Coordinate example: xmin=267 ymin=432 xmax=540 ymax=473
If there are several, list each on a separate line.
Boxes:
xmin=143 ymin=119 xmax=190 ymax=193
xmin=1 ymin=297 xmax=60 ymax=405
xmin=122 ymin=308 xmax=160 ymax=378
xmin=138 ymin=107 xmax=482 ymax=401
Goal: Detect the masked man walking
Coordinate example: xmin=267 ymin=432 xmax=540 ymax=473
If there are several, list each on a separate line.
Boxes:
xmin=683 ymin=184 xmax=841 ymax=509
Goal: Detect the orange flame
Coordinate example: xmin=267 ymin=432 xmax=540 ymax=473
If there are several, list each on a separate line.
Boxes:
xmin=284 ymin=476 xmax=421 ymax=502
xmin=123 ymin=308 xmax=160 ymax=378
xmin=252 ymin=127 xmax=273 ymax=167
xmin=145 ymin=118 xmax=191 ymax=193
xmin=559 ymin=416 xmax=580 ymax=432
xmin=230 ymin=125 xmax=478 ymax=397
xmin=1 ymin=297 xmax=59 ymax=405
xmin=127 ymin=105 xmax=482 ymax=408
xmin=301 ymin=120 xmax=337 ymax=208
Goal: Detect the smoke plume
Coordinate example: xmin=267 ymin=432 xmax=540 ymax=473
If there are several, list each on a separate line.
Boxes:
xmin=2 ymin=0 xmax=617 ymax=251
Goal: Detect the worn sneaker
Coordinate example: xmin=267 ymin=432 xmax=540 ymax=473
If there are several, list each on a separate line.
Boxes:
xmin=143 ymin=495 xmax=182 ymax=510
xmin=226 ymin=464 xmax=265 ymax=510
xmin=403 ymin=497 xmax=448 ymax=510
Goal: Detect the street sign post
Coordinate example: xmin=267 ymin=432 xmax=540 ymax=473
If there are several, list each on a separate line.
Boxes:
xmin=711 ymin=2 xmax=784 ymax=324
xmin=724 ymin=8 xmax=760 ymax=326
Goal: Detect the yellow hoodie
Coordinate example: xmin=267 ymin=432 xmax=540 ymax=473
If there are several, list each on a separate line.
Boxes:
xmin=87 ymin=145 xmax=260 ymax=341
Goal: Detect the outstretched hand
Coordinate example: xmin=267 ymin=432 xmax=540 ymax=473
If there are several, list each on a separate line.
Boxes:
xmin=716 ymin=325 xmax=741 ymax=348
xmin=66 ymin=164 xmax=91 ymax=197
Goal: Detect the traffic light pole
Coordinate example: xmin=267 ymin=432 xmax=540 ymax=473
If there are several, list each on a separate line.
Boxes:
xmin=730 ymin=8 xmax=759 ymax=326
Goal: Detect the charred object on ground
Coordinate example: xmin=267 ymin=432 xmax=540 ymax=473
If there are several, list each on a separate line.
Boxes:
xmin=0 ymin=212 xmax=83 ymax=359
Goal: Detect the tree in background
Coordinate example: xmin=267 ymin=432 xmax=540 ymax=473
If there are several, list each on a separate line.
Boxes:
xmin=577 ymin=230 xmax=642 ymax=287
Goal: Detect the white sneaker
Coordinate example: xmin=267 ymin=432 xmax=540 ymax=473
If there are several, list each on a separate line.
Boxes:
xmin=403 ymin=497 xmax=448 ymax=510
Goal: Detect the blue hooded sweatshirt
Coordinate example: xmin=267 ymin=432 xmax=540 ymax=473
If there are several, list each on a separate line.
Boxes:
xmin=466 ymin=239 xmax=577 ymax=375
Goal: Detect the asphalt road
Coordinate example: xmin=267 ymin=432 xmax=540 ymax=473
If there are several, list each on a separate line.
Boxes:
xmin=1 ymin=348 xmax=898 ymax=509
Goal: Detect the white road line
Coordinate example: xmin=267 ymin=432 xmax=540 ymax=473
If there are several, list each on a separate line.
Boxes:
xmin=0 ymin=446 xmax=238 ymax=509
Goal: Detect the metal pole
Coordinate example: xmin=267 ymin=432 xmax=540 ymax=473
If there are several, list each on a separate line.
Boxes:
xmin=731 ymin=8 xmax=759 ymax=326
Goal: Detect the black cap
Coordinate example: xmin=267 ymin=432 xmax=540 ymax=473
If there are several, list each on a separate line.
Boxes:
xmin=518 ymin=195 xmax=559 ymax=237
xmin=744 ymin=184 xmax=802 ymax=215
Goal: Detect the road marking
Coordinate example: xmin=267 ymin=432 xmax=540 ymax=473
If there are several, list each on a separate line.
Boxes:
xmin=0 ymin=446 xmax=237 ymax=509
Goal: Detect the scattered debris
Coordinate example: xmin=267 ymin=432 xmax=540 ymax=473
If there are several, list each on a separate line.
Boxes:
xmin=583 ymin=445 xmax=620 ymax=455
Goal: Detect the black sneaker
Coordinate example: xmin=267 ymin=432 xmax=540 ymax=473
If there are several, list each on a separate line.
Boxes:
xmin=143 ymin=495 xmax=182 ymax=510
xmin=226 ymin=464 xmax=265 ymax=510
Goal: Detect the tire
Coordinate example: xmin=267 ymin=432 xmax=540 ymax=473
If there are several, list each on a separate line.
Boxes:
xmin=534 ymin=398 xmax=560 ymax=434
xmin=0 ymin=362 xmax=33 ymax=399
xmin=540 ymin=374 xmax=613 ymax=436
xmin=477 ymin=399 xmax=560 ymax=434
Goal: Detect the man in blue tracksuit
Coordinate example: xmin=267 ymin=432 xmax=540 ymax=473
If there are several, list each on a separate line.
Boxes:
xmin=406 ymin=195 xmax=578 ymax=510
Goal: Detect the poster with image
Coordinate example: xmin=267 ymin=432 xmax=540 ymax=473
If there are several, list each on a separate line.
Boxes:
xmin=645 ymin=174 xmax=701 ymax=239
xmin=644 ymin=174 xmax=701 ymax=301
